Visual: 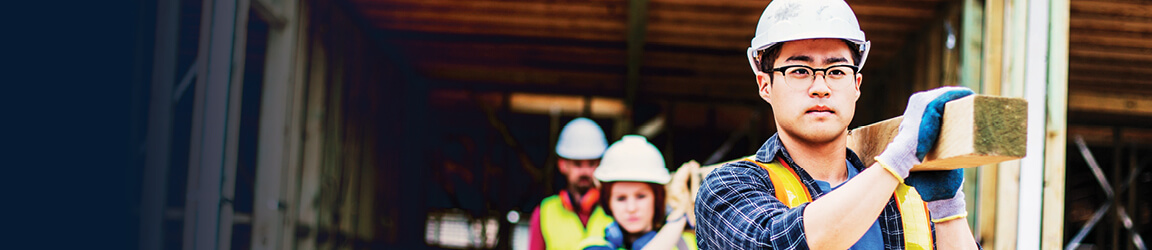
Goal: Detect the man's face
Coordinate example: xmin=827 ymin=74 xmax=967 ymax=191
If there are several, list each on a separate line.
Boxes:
xmin=559 ymin=158 xmax=600 ymax=193
xmin=756 ymin=38 xmax=861 ymax=144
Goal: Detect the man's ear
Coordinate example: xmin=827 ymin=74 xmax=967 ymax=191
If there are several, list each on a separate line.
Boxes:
xmin=757 ymin=73 xmax=772 ymax=104
xmin=557 ymin=159 xmax=570 ymax=175
xmin=854 ymin=73 xmax=863 ymax=101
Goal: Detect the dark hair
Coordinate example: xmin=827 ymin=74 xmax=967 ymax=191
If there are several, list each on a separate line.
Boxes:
xmin=758 ymin=39 xmax=864 ymax=78
xmin=599 ymin=181 xmax=667 ymax=231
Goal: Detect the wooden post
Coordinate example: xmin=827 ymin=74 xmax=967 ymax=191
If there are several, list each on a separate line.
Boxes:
xmin=279 ymin=0 xmax=310 ymax=247
xmin=1042 ymin=0 xmax=1069 ymax=248
xmin=184 ymin=0 xmax=243 ymax=248
xmin=977 ymin=0 xmax=1004 ymax=245
xmin=995 ymin=0 xmax=1029 ymax=248
xmin=959 ymin=0 xmax=986 ymax=232
xmin=140 ymin=0 xmax=179 ymax=249
xmin=296 ymin=32 xmax=328 ymax=250
xmin=250 ymin=0 xmax=298 ymax=248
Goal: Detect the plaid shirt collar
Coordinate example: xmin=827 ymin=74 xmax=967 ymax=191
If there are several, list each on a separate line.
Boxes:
xmin=752 ymin=133 xmax=868 ymax=179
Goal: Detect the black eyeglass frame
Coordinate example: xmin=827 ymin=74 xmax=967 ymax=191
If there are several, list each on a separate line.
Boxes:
xmin=768 ymin=64 xmax=861 ymax=78
xmin=767 ymin=64 xmax=861 ymax=88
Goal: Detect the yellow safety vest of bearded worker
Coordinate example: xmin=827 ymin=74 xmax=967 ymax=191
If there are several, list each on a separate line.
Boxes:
xmin=529 ymin=118 xmax=614 ymax=250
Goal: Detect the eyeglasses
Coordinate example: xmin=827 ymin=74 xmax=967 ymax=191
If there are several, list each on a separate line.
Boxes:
xmin=769 ymin=64 xmax=859 ymax=89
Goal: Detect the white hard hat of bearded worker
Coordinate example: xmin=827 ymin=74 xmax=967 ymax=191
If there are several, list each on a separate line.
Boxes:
xmin=556 ymin=117 xmax=609 ymax=160
xmin=594 ymin=135 xmax=670 ymax=184
xmin=746 ymin=0 xmax=871 ymax=73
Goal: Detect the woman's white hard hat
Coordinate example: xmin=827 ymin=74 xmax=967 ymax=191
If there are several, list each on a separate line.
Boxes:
xmin=594 ymin=135 xmax=670 ymax=184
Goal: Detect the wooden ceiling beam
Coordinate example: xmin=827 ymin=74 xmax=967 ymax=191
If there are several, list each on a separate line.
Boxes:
xmin=1068 ymin=90 xmax=1152 ymax=116
xmin=649 ymin=0 xmax=764 ymax=8
xmin=418 ymin=63 xmax=625 ymax=88
xmin=363 ymin=9 xmax=624 ymax=31
xmin=1068 ymin=61 xmax=1152 ymax=75
xmin=392 ymin=40 xmax=628 ymax=67
xmin=1068 ymin=70 xmax=1152 ymax=82
xmin=1068 ymin=84 xmax=1152 ymax=97
xmin=1069 ymin=75 xmax=1152 ymax=87
xmin=1067 ymin=125 xmax=1152 ymax=146
xmin=1069 ymin=46 xmax=1152 ymax=62
xmin=645 ymin=6 xmax=759 ymax=27
xmin=351 ymin=0 xmax=626 ymax=16
xmin=1069 ymin=14 xmax=1152 ymax=34
xmin=1069 ymin=32 xmax=1152 ymax=49
xmin=1071 ymin=0 xmax=1152 ymax=18
xmin=370 ymin=21 xmax=624 ymax=42
xmin=852 ymin=4 xmax=939 ymax=19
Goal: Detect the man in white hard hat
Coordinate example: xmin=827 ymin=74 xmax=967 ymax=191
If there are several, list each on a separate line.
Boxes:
xmin=529 ymin=117 xmax=615 ymax=250
xmin=695 ymin=0 xmax=979 ymax=249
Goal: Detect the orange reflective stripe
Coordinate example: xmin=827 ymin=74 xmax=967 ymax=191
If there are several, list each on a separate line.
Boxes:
xmin=894 ymin=184 xmax=935 ymax=250
xmin=745 ymin=158 xmax=811 ymax=208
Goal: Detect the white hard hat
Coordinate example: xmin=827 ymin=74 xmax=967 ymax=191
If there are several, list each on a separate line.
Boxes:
xmin=556 ymin=117 xmax=609 ymax=160
xmin=746 ymin=0 xmax=871 ymax=74
xmin=594 ymin=135 xmax=670 ymax=184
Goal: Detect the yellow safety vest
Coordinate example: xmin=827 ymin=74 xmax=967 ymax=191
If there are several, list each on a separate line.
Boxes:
xmin=540 ymin=194 xmax=615 ymax=250
xmin=745 ymin=158 xmax=935 ymax=250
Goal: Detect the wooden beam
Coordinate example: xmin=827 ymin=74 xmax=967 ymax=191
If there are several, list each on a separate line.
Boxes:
xmin=1069 ymin=47 xmax=1152 ymax=63
xmin=508 ymin=92 xmax=625 ymax=118
xmin=1070 ymin=0 xmax=1152 ymax=18
xmin=622 ymin=0 xmax=650 ymax=137
xmin=847 ymin=95 xmax=1029 ymax=171
xmin=1069 ymin=15 xmax=1152 ymax=34
xmin=852 ymin=4 xmax=938 ymax=19
xmin=1068 ymin=90 xmax=1152 ymax=116
xmin=1067 ymin=125 xmax=1152 ymax=146
xmin=1069 ymin=62 xmax=1152 ymax=76
xmin=1069 ymin=32 xmax=1152 ymax=50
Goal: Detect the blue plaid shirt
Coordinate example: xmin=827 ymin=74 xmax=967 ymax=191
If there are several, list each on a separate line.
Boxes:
xmin=694 ymin=133 xmax=935 ymax=249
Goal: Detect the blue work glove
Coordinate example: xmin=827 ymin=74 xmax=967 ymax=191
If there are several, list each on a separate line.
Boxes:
xmin=873 ymin=86 xmax=974 ymax=179
xmin=906 ymin=169 xmax=967 ymax=222
xmin=912 ymin=176 xmax=967 ymax=221
xmin=904 ymin=87 xmax=973 ymax=222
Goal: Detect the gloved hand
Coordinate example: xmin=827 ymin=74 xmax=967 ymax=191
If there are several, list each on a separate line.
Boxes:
xmin=903 ymin=87 xmax=972 ymax=222
xmin=873 ymin=86 xmax=975 ymax=179
xmin=604 ymin=222 xmax=624 ymax=248
xmin=665 ymin=160 xmax=698 ymax=227
xmin=906 ymin=169 xmax=968 ymax=222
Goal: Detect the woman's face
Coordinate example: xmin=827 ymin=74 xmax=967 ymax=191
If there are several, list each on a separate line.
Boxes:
xmin=608 ymin=181 xmax=655 ymax=234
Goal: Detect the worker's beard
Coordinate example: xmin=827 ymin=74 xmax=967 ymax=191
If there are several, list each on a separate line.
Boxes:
xmin=574 ymin=176 xmax=595 ymax=194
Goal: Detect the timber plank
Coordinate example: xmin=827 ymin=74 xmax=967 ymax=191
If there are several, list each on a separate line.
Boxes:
xmin=848 ymin=94 xmax=1028 ymax=171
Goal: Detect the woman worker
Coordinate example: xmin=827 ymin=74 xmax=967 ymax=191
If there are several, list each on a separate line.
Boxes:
xmin=579 ymin=135 xmax=696 ymax=250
